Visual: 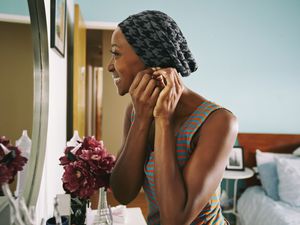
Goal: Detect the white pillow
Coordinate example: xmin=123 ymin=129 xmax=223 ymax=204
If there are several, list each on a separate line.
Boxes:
xmin=276 ymin=157 xmax=300 ymax=207
xmin=255 ymin=149 xmax=294 ymax=200
xmin=293 ymin=146 xmax=300 ymax=156
xmin=256 ymin=149 xmax=293 ymax=164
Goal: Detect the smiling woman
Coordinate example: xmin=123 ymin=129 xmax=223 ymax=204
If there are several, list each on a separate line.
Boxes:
xmin=0 ymin=0 xmax=49 ymax=223
xmin=108 ymin=10 xmax=238 ymax=225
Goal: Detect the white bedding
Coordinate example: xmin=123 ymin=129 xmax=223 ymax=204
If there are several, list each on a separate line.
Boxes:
xmin=237 ymin=186 xmax=300 ymax=225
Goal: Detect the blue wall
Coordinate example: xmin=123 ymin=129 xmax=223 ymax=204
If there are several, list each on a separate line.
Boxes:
xmin=75 ymin=0 xmax=300 ymax=134
xmin=0 ymin=1 xmax=29 ymax=15
xmin=1 ymin=0 xmax=299 ymax=133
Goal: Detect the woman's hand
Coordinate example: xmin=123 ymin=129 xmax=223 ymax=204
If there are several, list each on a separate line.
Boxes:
xmin=152 ymin=68 xmax=184 ymax=120
xmin=129 ymin=68 xmax=161 ymax=121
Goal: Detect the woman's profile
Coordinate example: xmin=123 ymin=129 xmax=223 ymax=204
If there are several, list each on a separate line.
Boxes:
xmin=108 ymin=10 xmax=238 ymax=225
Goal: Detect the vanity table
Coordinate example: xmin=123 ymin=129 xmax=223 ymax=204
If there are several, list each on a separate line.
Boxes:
xmin=87 ymin=191 xmax=148 ymax=224
xmin=87 ymin=207 xmax=147 ymax=225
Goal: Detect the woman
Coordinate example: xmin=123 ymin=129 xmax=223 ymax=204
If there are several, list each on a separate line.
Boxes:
xmin=108 ymin=10 xmax=238 ymax=225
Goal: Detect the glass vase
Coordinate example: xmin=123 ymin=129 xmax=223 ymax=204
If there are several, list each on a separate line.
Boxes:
xmin=93 ymin=187 xmax=112 ymax=225
xmin=70 ymin=197 xmax=88 ymax=225
xmin=1 ymin=183 xmax=35 ymax=225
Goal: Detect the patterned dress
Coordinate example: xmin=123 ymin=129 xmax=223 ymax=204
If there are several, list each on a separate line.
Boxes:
xmin=132 ymin=101 xmax=229 ymax=225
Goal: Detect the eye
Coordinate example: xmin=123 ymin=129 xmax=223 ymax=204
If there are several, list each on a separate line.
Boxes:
xmin=110 ymin=50 xmax=121 ymax=58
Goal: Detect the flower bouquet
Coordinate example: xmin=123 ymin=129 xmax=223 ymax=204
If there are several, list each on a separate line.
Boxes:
xmin=0 ymin=136 xmax=34 ymax=225
xmin=59 ymin=136 xmax=116 ymax=225
xmin=0 ymin=136 xmax=28 ymax=187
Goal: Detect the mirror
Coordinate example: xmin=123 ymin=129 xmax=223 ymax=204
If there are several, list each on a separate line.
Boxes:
xmin=0 ymin=0 xmax=49 ymax=216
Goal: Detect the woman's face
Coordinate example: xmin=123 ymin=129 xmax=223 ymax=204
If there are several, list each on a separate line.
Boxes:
xmin=107 ymin=27 xmax=145 ymax=96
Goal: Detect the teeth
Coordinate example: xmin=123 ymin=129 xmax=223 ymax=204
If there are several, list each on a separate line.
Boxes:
xmin=114 ymin=78 xmax=120 ymax=83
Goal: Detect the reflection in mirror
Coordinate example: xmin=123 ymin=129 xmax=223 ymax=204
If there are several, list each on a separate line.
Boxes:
xmin=0 ymin=0 xmax=49 ymax=222
xmin=0 ymin=0 xmax=33 ymax=197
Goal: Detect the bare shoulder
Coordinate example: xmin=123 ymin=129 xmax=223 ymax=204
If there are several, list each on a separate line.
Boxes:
xmin=200 ymin=108 xmax=238 ymax=140
xmin=210 ymin=108 xmax=237 ymax=128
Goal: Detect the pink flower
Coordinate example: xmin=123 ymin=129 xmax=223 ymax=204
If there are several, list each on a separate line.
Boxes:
xmin=0 ymin=136 xmax=10 ymax=146
xmin=0 ymin=137 xmax=28 ymax=185
xmin=79 ymin=149 xmax=103 ymax=161
xmin=62 ymin=160 xmax=96 ymax=199
xmin=6 ymin=146 xmax=28 ymax=182
xmin=59 ymin=146 xmax=78 ymax=165
xmin=81 ymin=136 xmax=101 ymax=150
xmin=60 ymin=136 xmax=115 ymax=199
xmin=0 ymin=164 xmax=12 ymax=185
xmin=0 ymin=136 xmax=10 ymax=160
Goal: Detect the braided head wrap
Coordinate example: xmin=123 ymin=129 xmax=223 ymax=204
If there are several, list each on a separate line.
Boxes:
xmin=118 ymin=10 xmax=198 ymax=77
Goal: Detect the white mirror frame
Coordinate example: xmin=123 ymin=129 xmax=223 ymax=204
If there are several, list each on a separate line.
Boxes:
xmin=23 ymin=0 xmax=49 ymax=207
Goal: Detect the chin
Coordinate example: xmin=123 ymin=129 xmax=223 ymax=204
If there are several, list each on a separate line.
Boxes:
xmin=117 ymin=89 xmax=127 ymax=96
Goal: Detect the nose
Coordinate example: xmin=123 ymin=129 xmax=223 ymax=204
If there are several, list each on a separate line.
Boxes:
xmin=107 ymin=59 xmax=115 ymax=72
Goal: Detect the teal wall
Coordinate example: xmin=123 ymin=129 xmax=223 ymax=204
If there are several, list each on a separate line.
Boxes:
xmin=76 ymin=0 xmax=300 ymax=134
xmin=0 ymin=1 xmax=29 ymax=15
xmin=1 ymin=0 xmax=299 ymax=133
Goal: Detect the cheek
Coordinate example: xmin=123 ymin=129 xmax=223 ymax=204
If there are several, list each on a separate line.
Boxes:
xmin=115 ymin=63 xmax=134 ymax=82
xmin=113 ymin=63 xmax=135 ymax=94
xmin=114 ymin=56 xmax=145 ymax=89
xmin=117 ymin=60 xmax=143 ymax=81
xmin=128 ymin=60 xmax=146 ymax=80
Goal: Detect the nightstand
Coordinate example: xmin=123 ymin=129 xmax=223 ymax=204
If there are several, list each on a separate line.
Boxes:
xmin=222 ymin=167 xmax=254 ymax=217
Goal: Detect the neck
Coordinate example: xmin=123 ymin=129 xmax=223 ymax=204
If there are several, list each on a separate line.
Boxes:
xmin=175 ymin=86 xmax=206 ymax=118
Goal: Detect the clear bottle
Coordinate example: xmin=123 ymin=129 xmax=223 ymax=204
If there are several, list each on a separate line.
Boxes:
xmin=15 ymin=130 xmax=32 ymax=197
xmin=67 ymin=130 xmax=82 ymax=147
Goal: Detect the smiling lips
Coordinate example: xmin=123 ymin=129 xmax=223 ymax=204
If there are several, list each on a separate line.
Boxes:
xmin=113 ymin=76 xmax=120 ymax=85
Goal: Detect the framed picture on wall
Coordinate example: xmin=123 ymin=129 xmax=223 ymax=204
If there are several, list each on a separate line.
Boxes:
xmin=50 ymin=0 xmax=66 ymax=57
xmin=226 ymin=146 xmax=245 ymax=171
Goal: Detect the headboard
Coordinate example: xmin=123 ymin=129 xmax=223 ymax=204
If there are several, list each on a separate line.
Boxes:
xmin=237 ymin=133 xmax=300 ymax=186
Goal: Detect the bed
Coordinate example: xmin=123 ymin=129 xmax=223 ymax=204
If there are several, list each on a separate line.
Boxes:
xmin=236 ymin=133 xmax=300 ymax=225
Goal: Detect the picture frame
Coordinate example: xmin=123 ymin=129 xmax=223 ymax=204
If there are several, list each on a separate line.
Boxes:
xmin=226 ymin=146 xmax=245 ymax=171
xmin=50 ymin=0 xmax=66 ymax=57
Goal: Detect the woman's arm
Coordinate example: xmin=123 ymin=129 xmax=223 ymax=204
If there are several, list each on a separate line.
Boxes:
xmin=110 ymin=103 xmax=150 ymax=204
xmin=153 ymin=68 xmax=238 ymax=225
xmin=110 ymin=69 xmax=161 ymax=204
xmin=155 ymin=110 xmax=237 ymax=225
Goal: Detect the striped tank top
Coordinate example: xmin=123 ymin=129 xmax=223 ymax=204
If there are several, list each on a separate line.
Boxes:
xmin=132 ymin=101 xmax=228 ymax=225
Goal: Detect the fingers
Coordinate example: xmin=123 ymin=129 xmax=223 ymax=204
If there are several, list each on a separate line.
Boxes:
xmin=129 ymin=68 xmax=154 ymax=91
xmin=150 ymin=86 xmax=161 ymax=101
xmin=174 ymin=72 xmax=184 ymax=93
xmin=153 ymin=68 xmax=183 ymax=92
xmin=152 ymin=74 xmax=166 ymax=88
xmin=153 ymin=69 xmax=173 ymax=91
xmin=129 ymin=67 xmax=182 ymax=101
xmin=152 ymin=69 xmax=167 ymax=88
xmin=144 ymin=78 xmax=158 ymax=97
xmin=129 ymin=68 xmax=162 ymax=101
